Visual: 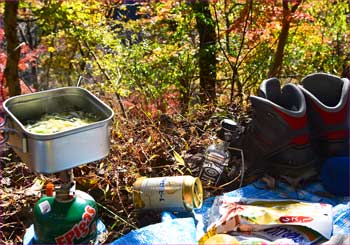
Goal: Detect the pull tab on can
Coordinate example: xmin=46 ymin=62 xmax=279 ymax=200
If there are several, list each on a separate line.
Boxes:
xmin=133 ymin=176 xmax=203 ymax=212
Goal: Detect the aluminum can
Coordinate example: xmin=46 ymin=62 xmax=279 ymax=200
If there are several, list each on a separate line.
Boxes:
xmin=133 ymin=175 xmax=203 ymax=212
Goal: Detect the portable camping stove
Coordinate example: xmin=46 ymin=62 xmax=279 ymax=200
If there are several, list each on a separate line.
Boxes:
xmin=1 ymin=87 xmax=114 ymax=244
xmin=32 ymin=170 xmax=99 ymax=244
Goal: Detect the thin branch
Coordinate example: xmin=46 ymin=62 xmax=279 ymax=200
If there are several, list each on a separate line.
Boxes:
xmin=212 ymin=4 xmax=235 ymax=71
xmin=96 ymin=202 xmax=138 ymax=230
xmin=237 ymin=39 xmax=266 ymax=69
xmin=82 ymin=40 xmax=127 ymax=118
xmin=234 ymin=0 xmax=253 ymax=71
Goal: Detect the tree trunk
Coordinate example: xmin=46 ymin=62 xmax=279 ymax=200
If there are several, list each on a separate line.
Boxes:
xmin=4 ymin=0 xmax=21 ymax=96
xmin=269 ymin=0 xmax=302 ymax=78
xmin=191 ymin=0 xmax=217 ymax=104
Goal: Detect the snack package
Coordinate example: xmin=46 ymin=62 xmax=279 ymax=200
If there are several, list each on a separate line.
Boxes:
xmin=199 ymin=197 xmax=333 ymax=244
xmin=202 ymin=234 xmax=239 ymax=244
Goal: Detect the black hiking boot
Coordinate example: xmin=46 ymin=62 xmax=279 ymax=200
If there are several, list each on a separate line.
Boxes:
xmin=230 ymin=78 xmax=319 ymax=185
xmin=299 ymin=73 xmax=350 ymax=157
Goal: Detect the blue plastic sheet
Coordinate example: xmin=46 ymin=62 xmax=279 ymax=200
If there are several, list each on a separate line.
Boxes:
xmin=111 ymin=180 xmax=350 ymax=245
xmin=111 ymin=213 xmax=197 ymax=245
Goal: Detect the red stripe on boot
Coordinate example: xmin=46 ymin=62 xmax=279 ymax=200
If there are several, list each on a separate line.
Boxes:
xmin=311 ymin=100 xmax=349 ymax=125
xmin=291 ymin=135 xmax=310 ymax=145
xmin=324 ymin=130 xmax=350 ymax=140
xmin=273 ymin=108 xmax=308 ymax=130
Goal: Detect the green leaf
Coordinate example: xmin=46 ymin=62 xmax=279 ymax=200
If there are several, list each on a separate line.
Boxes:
xmin=173 ymin=151 xmax=185 ymax=166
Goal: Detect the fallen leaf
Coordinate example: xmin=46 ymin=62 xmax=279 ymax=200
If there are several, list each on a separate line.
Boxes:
xmin=173 ymin=151 xmax=185 ymax=166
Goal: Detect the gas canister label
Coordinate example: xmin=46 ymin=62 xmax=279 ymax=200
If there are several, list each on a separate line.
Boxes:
xmin=38 ymin=200 xmax=51 ymax=214
xmin=55 ymin=205 xmax=96 ymax=244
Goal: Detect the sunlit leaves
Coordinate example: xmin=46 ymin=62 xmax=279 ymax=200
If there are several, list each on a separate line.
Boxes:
xmin=213 ymin=0 xmax=349 ymax=96
xmin=8 ymin=0 xmax=350 ymax=109
xmin=173 ymin=150 xmax=185 ymax=166
xmin=282 ymin=0 xmax=350 ymax=76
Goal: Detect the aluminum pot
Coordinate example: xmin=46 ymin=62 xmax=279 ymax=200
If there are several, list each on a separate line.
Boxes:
xmin=1 ymin=87 xmax=114 ymax=173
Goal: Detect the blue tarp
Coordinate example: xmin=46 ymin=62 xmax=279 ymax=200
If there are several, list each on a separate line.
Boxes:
xmin=111 ymin=214 xmax=197 ymax=245
xmin=111 ymin=180 xmax=350 ymax=245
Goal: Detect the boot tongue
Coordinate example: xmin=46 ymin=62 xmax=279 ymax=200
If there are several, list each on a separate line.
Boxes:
xmin=258 ymin=78 xmax=281 ymax=104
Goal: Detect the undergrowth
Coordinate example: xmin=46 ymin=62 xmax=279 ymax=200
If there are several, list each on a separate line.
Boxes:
xmin=0 ymin=86 xmax=250 ymax=244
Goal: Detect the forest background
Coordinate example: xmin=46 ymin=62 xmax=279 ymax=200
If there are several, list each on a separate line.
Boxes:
xmin=0 ymin=0 xmax=349 ymax=244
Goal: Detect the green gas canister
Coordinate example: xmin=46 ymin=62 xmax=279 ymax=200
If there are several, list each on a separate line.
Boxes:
xmin=33 ymin=189 xmax=98 ymax=244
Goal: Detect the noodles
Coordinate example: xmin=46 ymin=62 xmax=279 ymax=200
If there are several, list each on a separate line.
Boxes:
xmin=25 ymin=111 xmax=99 ymax=134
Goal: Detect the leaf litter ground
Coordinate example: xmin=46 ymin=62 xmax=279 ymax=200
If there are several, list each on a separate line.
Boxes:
xmin=0 ymin=92 xmax=253 ymax=244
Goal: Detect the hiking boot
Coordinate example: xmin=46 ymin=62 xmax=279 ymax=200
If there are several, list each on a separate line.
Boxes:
xmin=231 ymin=78 xmax=319 ymax=184
xmin=299 ymin=73 xmax=350 ymax=157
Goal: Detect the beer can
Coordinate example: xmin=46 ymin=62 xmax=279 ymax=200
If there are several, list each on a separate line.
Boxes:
xmin=133 ymin=175 xmax=203 ymax=212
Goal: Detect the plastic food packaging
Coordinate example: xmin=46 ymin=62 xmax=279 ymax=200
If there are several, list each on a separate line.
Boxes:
xmin=199 ymin=197 xmax=333 ymax=244
xmin=202 ymin=234 xmax=239 ymax=244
